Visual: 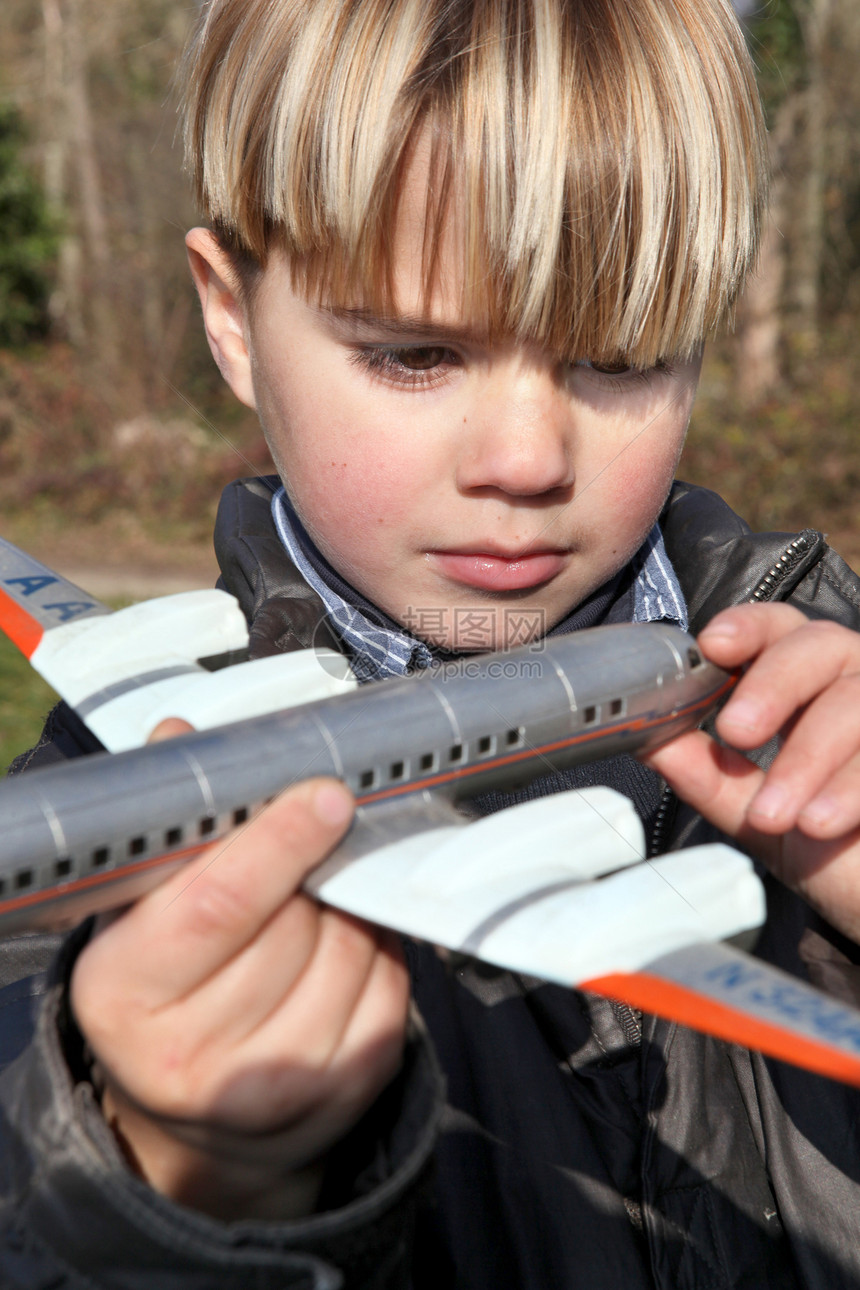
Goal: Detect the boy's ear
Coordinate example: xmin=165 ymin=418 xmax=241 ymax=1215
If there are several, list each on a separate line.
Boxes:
xmin=185 ymin=228 xmax=257 ymax=410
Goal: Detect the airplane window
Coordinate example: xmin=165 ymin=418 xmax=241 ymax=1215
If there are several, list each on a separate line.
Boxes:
xmin=609 ymin=698 xmax=624 ymax=717
xmin=200 ymin=817 xmax=216 ymax=837
xmin=583 ymin=705 xmax=598 ymax=725
xmin=92 ymin=847 xmax=109 ymax=867
xmin=54 ymin=858 xmax=73 ymax=879
xmin=389 ymin=760 xmax=405 ymax=781
xmin=687 ymin=647 xmax=703 ymax=669
xmin=129 ymin=836 xmax=147 ymax=856
xmin=359 ymin=769 xmax=376 ymax=789
xmin=478 ymin=736 xmax=493 ymax=755
xmin=505 ymin=728 xmax=523 ymax=747
xmin=420 ymin=752 xmax=436 ymax=772
xmin=166 ymin=826 xmax=183 ymax=846
xmin=449 ymin=743 xmax=464 ymax=763
xmin=232 ymin=807 xmax=249 ymax=826
xmin=14 ymin=869 xmax=33 ymax=890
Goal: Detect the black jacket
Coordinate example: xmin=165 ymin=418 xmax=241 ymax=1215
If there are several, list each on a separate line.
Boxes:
xmin=2 ymin=478 xmax=860 ymax=1289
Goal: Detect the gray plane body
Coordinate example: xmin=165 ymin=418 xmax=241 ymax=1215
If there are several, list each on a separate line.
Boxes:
xmin=0 ymin=622 xmax=733 ymax=933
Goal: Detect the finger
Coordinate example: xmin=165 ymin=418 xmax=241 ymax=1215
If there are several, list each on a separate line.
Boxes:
xmin=771 ymin=830 xmax=860 ymax=944
xmin=264 ymin=911 xmax=391 ymax=1061
xmin=158 ymin=922 xmax=406 ymax=1134
xmin=643 ymin=729 xmax=779 ymax=867
xmin=181 ymin=900 xmax=381 ymax=1051
xmin=100 ymin=908 xmax=386 ymax=1123
xmin=702 ymin=614 xmax=860 ymax=752
xmin=796 ymin=755 xmax=860 ymax=839
xmin=646 ymin=733 xmax=860 ymax=945
xmin=744 ymin=673 xmax=860 ymax=834
xmin=697 ymin=602 xmax=810 ymax=668
xmin=250 ymin=907 xmax=384 ymax=1050
xmin=73 ymin=778 xmax=355 ymax=1011
xmin=282 ymin=936 xmax=410 ymax=1161
xmin=229 ymin=928 xmax=409 ymax=1146
xmin=210 ymin=922 xmax=388 ymax=1129
xmin=326 ymin=927 xmax=408 ymax=1100
xmin=148 ymin=717 xmax=195 ymax=742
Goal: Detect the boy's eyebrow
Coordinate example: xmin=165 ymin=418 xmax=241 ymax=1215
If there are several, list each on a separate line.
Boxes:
xmin=319 ymin=305 xmax=488 ymax=345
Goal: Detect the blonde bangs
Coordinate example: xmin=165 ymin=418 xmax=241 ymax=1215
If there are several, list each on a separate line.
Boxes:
xmin=183 ymin=0 xmax=767 ymax=364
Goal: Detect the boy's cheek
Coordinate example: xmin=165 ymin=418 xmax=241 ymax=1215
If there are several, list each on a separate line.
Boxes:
xmin=291 ymin=456 xmax=415 ymax=547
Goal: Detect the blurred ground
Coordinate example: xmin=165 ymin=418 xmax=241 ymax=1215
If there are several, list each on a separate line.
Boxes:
xmin=19 ymin=528 xmax=219 ymax=598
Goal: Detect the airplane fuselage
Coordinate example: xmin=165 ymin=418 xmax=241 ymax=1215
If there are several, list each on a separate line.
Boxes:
xmin=0 ymin=623 xmax=735 ymax=932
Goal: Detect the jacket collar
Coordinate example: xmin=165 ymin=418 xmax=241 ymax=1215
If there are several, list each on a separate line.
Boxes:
xmin=659 ymin=480 xmax=826 ymax=632
xmin=213 ymin=474 xmax=828 ymax=656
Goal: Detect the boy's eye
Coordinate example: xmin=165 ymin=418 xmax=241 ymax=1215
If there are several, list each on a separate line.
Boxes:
xmin=390 ymin=346 xmax=450 ymax=371
xmin=350 ymin=344 xmax=459 ymax=386
xmin=588 ymin=359 xmax=634 ymax=376
xmin=575 ymin=357 xmax=674 ymax=387
xmin=579 ymin=358 xmax=637 ymax=376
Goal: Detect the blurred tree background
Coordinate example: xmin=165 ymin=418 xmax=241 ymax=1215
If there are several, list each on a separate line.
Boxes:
xmin=0 ymin=0 xmax=857 ymax=570
xmin=692 ymin=0 xmax=860 ymax=561
xmin=0 ymin=0 xmax=272 ymax=572
xmin=0 ymin=101 xmax=58 ymax=346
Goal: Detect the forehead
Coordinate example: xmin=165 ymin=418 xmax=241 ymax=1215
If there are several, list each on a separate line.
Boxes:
xmin=281 ymin=128 xmax=499 ymax=343
xmin=382 ymin=131 xmax=489 ymax=333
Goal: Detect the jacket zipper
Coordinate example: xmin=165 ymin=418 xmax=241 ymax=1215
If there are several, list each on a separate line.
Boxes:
xmin=746 ymin=530 xmax=818 ymax=604
xmin=647 ymin=782 xmax=677 ymax=860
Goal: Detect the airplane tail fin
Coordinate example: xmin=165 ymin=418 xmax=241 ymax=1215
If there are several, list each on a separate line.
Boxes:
xmin=0 ymin=536 xmax=108 ymax=659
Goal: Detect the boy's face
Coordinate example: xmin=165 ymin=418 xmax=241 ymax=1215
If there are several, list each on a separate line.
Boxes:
xmin=189 ymin=154 xmax=701 ymax=653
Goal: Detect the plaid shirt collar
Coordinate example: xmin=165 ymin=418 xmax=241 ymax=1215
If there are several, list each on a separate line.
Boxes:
xmin=271 ymin=485 xmax=687 ymax=683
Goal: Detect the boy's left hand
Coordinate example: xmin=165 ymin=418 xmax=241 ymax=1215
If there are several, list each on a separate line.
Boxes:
xmin=645 ymin=603 xmax=860 ymax=945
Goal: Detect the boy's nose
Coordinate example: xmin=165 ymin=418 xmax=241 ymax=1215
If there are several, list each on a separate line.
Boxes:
xmin=455 ymin=370 xmax=575 ymax=498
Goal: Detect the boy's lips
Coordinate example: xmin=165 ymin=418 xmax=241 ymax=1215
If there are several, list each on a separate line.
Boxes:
xmin=429 ymin=548 xmax=568 ymax=591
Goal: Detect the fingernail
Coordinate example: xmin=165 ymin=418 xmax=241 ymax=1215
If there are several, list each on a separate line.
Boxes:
xmin=721 ymin=699 xmax=761 ymax=732
xmin=750 ymin=783 xmax=789 ymax=823
xmin=800 ymin=797 xmax=836 ymax=829
xmin=700 ymin=618 xmax=739 ymax=641
xmin=313 ymin=782 xmax=354 ymax=827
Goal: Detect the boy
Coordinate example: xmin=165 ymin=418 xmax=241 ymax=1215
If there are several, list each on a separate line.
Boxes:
xmin=4 ymin=0 xmax=860 ymax=1285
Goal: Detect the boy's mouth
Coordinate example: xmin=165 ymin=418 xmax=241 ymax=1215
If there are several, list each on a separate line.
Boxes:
xmin=429 ymin=549 xmax=568 ymax=592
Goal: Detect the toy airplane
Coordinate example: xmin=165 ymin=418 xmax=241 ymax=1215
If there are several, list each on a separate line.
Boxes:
xmin=3 ymin=536 xmax=860 ymax=1087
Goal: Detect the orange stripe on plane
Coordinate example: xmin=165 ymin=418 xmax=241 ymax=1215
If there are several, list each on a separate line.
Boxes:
xmin=358 ymin=672 xmax=739 ymax=807
xmin=582 ymin=970 xmax=860 ymax=1087
xmin=0 ymin=587 xmax=44 ymax=659
xmin=0 ymin=841 xmax=208 ymax=919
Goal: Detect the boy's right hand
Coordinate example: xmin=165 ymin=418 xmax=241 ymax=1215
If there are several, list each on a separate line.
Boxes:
xmin=69 ymin=755 xmax=410 ymax=1222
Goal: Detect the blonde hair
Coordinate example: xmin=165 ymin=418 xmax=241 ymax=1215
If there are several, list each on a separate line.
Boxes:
xmin=182 ymin=0 xmax=767 ymax=365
